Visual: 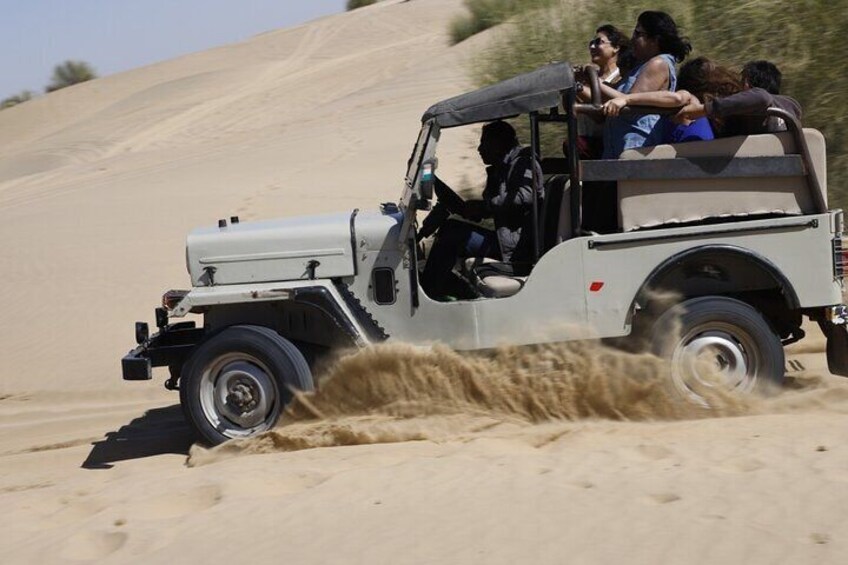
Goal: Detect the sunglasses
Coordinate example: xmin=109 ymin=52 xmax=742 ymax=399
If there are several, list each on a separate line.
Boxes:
xmin=588 ymin=38 xmax=611 ymax=48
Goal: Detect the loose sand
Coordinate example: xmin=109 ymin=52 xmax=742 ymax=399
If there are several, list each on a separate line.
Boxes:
xmin=1 ymin=1 xmax=847 ymax=563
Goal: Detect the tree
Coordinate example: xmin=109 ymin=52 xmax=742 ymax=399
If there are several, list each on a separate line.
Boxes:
xmin=1 ymin=90 xmax=35 ymax=110
xmin=45 ymin=60 xmax=97 ymax=93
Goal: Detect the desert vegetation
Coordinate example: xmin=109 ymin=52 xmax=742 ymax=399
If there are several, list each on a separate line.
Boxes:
xmin=346 ymin=0 xmax=377 ymax=10
xmin=1 ymin=90 xmax=34 ymax=110
xmin=1 ymin=59 xmax=99 ymax=111
xmin=45 ymin=60 xmax=97 ymax=93
xmin=448 ymin=0 xmax=553 ymax=44
xmin=464 ymin=0 xmax=847 ymax=209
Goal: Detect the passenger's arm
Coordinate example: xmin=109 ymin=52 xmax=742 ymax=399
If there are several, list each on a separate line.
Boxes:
xmin=674 ymin=99 xmax=707 ymax=122
xmin=603 ymin=90 xmax=695 ymax=117
xmin=579 ymin=81 xmax=626 ymax=101
xmin=598 ymin=82 xmax=625 ymax=101
xmin=629 ymin=56 xmax=671 ymax=93
xmin=707 ymin=88 xmax=776 ymax=118
xmin=575 ymin=73 xmax=622 ymax=102
xmin=573 ymin=62 xmax=627 ymax=102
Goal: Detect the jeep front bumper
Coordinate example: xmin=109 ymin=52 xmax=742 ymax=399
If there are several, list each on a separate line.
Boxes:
xmin=819 ymin=305 xmax=848 ymax=377
xmin=122 ymin=317 xmax=205 ymax=383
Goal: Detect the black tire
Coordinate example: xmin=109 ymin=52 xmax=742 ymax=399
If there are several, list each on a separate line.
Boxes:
xmin=651 ymin=296 xmax=784 ymax=406
xmin=179 ymin=325 xmax=313 ymax=446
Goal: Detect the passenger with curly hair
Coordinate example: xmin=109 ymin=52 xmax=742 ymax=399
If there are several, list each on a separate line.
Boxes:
xmin=612 ymin=59 xmax=802 ymax=139
xmin=581 ymin=11 xmax=691 ymax=233
xmin=574 ymin=24 xmax=630 ymax=159
xmin=602 ymin=56 xmax=743 ymax=144
xmin=600 ymin=10 xmax=692 ymax=157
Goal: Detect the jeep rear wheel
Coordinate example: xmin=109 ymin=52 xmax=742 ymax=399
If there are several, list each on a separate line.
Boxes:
xmin=651 ymin=296 xmax=784 ymax=406
xmin=180 ymin=325 xmax=313 ymax=446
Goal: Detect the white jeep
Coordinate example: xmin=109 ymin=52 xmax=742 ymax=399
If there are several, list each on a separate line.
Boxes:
xmin=123 ymin=62 xmax=848 ymax=445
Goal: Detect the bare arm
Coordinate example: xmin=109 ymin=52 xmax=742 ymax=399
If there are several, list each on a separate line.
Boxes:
xmin=599 ymin=82 xmax=624 ymax=101
xmin=573 ymin=64 xmax=626 ymax=102
xmin=603 ymin=90 xmax=695 ymax=117
xmin=629 ymin=56 xmax=671 ymax=93
xmin=707 ymin=88 xmax=791 ymax=118
xmin=578 ymin=81 xmax=626 ymax=102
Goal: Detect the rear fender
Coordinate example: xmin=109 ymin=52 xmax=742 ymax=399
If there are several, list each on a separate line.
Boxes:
xmin=632 ymin=244 xmax=800 ymax=322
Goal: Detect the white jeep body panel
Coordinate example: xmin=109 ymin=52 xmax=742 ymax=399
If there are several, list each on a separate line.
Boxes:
xmin=186 ymin=212 xmax=355 ymax=286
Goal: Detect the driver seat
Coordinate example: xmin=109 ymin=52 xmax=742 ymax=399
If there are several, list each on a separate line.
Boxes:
xmin=463 ymin=257 xmax=527 ymax=298
xmin=464 ymin=174 xmax=572 ymax=298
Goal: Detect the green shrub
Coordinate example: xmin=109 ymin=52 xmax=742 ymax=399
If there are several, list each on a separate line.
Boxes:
xmin=46 ymin=60 xmax=97 ymax=93
xmin=1 ymin=90 xmax=34 ymax=110
xmin=346 ymin=0 xmax=377 ymax=10
xmin=449 ymin=0 xmax=554 ymax=45
xmin=472 ymin=0 xmax=848 ymax=209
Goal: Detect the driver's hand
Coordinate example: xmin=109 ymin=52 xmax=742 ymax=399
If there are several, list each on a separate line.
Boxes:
xmin=602 ymin=97 xmax=628 ymax=117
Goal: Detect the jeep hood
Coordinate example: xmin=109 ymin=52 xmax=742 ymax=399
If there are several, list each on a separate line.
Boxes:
xmin=186 ymin=212 xmax=358 ymax=286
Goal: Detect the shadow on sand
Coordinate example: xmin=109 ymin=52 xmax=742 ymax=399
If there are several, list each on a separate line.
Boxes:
xmin=82 ymin=404 xmax=196 ymax=470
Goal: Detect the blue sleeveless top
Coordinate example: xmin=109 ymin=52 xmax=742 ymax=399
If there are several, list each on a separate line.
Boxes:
xmin=602 ymin=54 xmax=678 ymax=158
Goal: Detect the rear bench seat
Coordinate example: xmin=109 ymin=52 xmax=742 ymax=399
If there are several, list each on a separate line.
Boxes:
xmin=608 ymin=129 xmax=827 ymax=231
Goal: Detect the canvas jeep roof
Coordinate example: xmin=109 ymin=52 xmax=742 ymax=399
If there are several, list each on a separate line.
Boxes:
xmin=422 ymin=62 xmax=574 ymax=128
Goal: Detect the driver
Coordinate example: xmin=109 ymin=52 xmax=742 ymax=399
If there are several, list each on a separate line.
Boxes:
xmin=418 ymin=120 xmax=543 ymax=299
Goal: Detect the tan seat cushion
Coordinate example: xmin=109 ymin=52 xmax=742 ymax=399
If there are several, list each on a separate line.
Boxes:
xmin=462 ymin=258 xmax=526 ymax=298
xmin=616 ymin=129 xmax=827 ymax=231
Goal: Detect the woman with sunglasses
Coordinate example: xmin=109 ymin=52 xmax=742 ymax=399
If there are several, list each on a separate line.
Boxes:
xmin=581 ymin=11 xmax=691 ymax=233
xmin=588 ymin=24 xmax=628 ymax=87
xmin=575 ymin=25 xmax=629 ymax=159
xmin=600 ymin=11 xmax=692 ymax=158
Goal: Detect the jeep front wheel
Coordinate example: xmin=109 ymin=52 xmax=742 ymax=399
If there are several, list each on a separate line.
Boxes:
xmin=180 ymin=325 xmax=313 ymax=445
xmin=651 ymin=296 xmax=784 ymax=406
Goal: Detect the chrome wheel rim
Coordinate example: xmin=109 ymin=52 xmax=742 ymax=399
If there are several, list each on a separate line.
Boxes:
xmin=670 ymin=324 xmax=759 ymax=406
xmin=198 ymin=353 xmax=279 ymax=438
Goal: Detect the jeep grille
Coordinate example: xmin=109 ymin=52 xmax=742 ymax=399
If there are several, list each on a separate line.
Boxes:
xmin=834 ymin=236 xmax=847 ymax=280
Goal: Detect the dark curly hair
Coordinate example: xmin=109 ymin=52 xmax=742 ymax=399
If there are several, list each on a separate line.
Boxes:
xmin=595 ymin=24 xmax=629 ymax=50
xmin=742 ymin=60 xmax=782 ymax=94
xmin=678 ymin=57 xmax=742 ymax=102
xmin=637 ymin=11 xmax=692 ymax=63
xmin=595 ymin=24 xmax=633 ymax=75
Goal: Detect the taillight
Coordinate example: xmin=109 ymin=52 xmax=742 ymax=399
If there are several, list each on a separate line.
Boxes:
xmin=162 ymin=289 xmax=189 ymax=310
xmin=834 ymin=236 xmax=847 ymax=280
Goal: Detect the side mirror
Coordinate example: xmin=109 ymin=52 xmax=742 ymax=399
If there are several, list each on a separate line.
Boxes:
xmin=419 ymin=158 xmax=438 ymax=200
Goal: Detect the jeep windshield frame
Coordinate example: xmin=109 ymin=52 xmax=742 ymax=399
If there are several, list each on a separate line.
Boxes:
xmin=409 ymin=62 xmax=579 ymax=256
xmin=400 ymin=121 xmax=434 ymax=209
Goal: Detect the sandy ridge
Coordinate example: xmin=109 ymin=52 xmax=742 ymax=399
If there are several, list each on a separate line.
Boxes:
xmin=1 ymin=0 xmax=847 ymax=563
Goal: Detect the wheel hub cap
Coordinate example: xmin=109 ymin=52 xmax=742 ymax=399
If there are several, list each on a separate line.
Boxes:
xmin=672 ymin=329 xmax=756 ymax=404
xmin=207 ymin=359 xmax=275 ymax=430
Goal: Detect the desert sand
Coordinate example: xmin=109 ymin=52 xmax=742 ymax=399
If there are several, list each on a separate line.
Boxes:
xmin=1 ymin=0 xmax=847 ymax=563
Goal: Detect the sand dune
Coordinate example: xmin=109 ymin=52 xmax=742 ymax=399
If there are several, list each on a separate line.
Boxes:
xmin=0 ymin=0 xmax=477 ymax=393
xmin=1 ymin=0 xmax=847 ymax=563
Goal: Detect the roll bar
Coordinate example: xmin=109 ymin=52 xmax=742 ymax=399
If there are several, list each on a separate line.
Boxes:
xmin=766 ymin=107 xmax=826 ymax=214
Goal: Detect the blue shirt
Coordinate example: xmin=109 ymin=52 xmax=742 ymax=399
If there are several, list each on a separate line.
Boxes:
xmin=602 ymin=54 xmax=678 ymax=158
xmin=660 ymin=116 xmax=715 ymax=144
